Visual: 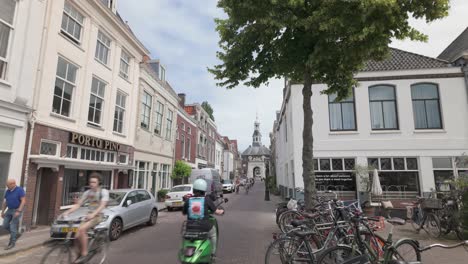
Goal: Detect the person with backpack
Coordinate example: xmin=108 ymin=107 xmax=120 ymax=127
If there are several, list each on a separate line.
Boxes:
xmin=62 ymin=172 xmax=109 ymax=263
xmin=182 ymin=179 xmax=224 ymax=258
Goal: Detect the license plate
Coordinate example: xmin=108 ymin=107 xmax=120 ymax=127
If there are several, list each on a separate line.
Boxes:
xmin=173 ymin=202 xmax=183 ymax=206
xmin=61 ymin=227 xmax=78 ymax=233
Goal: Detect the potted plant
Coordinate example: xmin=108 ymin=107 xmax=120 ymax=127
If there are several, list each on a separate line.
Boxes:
xmin=157 ymin=189 xmax=169 ymax=202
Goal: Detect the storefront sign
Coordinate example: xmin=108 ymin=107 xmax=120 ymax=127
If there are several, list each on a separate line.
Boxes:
xmin=69 ymin=132 xmax=121 ymax=151
xmin=315 ymin=172 xmax=356 ymax=191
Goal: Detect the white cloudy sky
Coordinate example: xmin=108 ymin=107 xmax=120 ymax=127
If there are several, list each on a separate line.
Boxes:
xmin=117 ymin=0 xmax=468 ymax=151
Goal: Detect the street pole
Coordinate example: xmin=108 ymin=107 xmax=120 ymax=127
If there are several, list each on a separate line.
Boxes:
xmin=264 ymin=159 xmax=270 ymax=201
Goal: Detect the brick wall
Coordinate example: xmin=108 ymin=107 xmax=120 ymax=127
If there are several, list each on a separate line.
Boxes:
xmin=175 ymin=113 xmax=197 ymax=165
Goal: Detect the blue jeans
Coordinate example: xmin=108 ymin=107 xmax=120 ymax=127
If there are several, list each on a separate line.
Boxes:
xmin=2 ymin=208 xmax=21 ymax=244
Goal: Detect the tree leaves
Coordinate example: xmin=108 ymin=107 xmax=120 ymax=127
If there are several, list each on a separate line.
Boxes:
xmin=210 ymin=0 xmax=449 ymax=100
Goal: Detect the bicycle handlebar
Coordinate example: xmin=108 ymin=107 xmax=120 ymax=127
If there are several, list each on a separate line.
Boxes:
xmin=419 ymin=241 xmax=468 ymax=252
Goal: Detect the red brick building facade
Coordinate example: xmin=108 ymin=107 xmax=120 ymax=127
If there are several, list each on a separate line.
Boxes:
xmin=22 ymin=123 xmax=134 ymax=228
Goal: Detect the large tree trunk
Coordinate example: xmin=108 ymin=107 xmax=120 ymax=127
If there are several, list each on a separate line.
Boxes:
xmin=302 ymin=72 xmax=317 ymax=211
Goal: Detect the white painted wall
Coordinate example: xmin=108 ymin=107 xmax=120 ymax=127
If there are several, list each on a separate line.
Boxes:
xmin=215 ymin=140 xmax=223 ymax=172
xmin=223 ymin=151 xmax=234 ymax=180
xmin=32 ymin=0 xmax=148 ymax=149
xmin=274 ymin=67 xmax=468 ymax=194
xmin=0 ymin=0 xmax=46 ymax=192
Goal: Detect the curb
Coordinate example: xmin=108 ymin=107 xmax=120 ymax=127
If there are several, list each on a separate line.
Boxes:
xmin=0 ymin=239 xmax=54 ymax=258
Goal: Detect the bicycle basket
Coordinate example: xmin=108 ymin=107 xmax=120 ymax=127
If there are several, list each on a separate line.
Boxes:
xmin=421 ymin=198 xmax=442 ymax=210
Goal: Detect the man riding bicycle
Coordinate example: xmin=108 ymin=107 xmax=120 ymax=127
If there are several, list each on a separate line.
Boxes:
xmin=62 ymin=172 xmax=109 ymax=264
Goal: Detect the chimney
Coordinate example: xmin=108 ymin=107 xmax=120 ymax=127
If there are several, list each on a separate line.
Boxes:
xmin=142 ymin=55 xmax=150 ymax=63
xmin=178 ymin=93 xmax=186 ymax=107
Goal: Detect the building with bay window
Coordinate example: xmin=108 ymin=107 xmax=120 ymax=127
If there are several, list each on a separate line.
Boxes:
xmin=273 ymin=46 xmax=468 ymax=202
xmin=22 ymin=0 xmax=149 ymax=228
xmin=132 ymin=59 xmax=178 ymax=197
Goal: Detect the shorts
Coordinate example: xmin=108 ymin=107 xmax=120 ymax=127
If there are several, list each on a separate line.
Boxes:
xmin=81 ymin=214 xmax=103 ymax=229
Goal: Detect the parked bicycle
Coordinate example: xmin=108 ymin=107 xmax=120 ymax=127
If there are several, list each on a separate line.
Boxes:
xmin=408 ymin=196 xmax=442 ymax=238
xmin=41 ymin=216 xmax=109 ymax=264
xmin=317 ymin=216 xmax=420 ymax=264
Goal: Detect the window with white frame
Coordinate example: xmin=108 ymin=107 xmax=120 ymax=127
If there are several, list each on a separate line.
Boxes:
xmin=369 ymin=85 xmax=399 ymax=130
xmin=88 ymin=77 xmax=106 ymax=125
xmin=118 ymin=154 xmax=128 ymax=164
xmin=328 ymin=91 xmax=356 ymax=131
xmin=367 ymin=157 xmax=419 ymax=194
xmin=113 ymin=91 xmax=126 ymax=133
xmin=411 ymin=83 xmax=442 ymax=129
xmin=154 ymin=101 xmax=164 ymax=135
xmin=134 ymin=161 xmax=150 ymax=189
xmin=66 ymin=145 xmax=121 ymax=164
xmin=186 ymin=138 xmax=191 ymax=160
xmin=53 ymin=57 xmax=78 ymax=117
xmin=0 ymin=0 xmax=16 ymax=80
xmin=140 ymin=91 xmax=152 ymax=129
xmin=119 ymin=50 xmax=130 ymax=79
xmin=165 ymin=109 xmax=173 ymax=140
xmin=180 ymin=122 xmax=185 ymax=131
xmin=95 ymin=30 xmax=111 ymax=65
xmin=187 ymin=127 xmax=191 ymax=134
xmin=181 ymin=134 xmax=185 ymax=158
xmin=61 ymin=1 xmax=84 ymax=44
xmin=40 ymin=141 xmax=60 ymax=156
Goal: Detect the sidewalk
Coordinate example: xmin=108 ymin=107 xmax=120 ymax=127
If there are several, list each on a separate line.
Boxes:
xmin=0 ymin=227 xmax=51 ymax=258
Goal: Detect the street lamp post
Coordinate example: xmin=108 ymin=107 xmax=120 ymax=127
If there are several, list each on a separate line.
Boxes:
xmin=264 ymin=159 xmax=270 ymax=201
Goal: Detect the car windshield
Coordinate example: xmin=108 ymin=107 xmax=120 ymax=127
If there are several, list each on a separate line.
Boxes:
xmin=108 ymin=192 xmax=126 ymax=206
xmin=80 ymin=191 xmax=125 ymax=207
xmin=223 ymin=180 xmax=232 ymax=184
xmin=171 ymin=186 xmax=191 ymax=192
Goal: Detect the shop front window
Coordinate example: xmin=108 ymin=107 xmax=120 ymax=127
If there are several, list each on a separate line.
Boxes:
xmin=62 ymin=169 xmax=111 ymax=206
xmin=0 ymin=152 xmax=11 ymax=200
xmin=368 ymin=157 xmax=420 ymax=199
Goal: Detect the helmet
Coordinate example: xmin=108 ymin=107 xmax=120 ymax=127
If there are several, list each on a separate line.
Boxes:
xmin=193 ymin=179 xmax=208 ymax=192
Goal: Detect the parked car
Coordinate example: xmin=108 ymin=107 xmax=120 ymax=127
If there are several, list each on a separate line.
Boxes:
xmin=189 ymin=169 xmax=223 ymax=198
xmin=222 ymin=179 xmax=235 ymax=193
xmin=165 ymin=184 xmax=193 ymax=211
xmin=50 ymin=189 xmax=158 ymax=241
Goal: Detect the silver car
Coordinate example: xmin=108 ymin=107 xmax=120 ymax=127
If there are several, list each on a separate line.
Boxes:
xmin=50 ymin=189 xmax=158 ymax=241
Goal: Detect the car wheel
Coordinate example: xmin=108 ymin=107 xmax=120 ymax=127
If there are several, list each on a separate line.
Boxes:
xmin=109 ymin=218 xmax=123 ymax=241
xmin=147 ymin=209 xmax=158 ymax=226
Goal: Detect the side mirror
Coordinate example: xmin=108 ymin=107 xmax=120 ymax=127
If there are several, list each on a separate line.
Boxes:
xmin=126 ymin=200 xmax=132 ymax=206
xmin=224 ymin=198 xmax=229 ymax=203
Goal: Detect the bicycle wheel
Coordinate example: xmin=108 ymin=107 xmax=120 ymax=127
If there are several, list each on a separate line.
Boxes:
xmin=279 ymin=211 xmax=303 ymax=233
xmin=265 ymin=237 xmax=313 ymax=264
xmin=316 ymin=245 xmax=362 ymax=264
xmin=423 ymin=213 xmax=441 ymax=238
xmin=360 ymin=231 xmax=386 ymax=260
xmin=410 ymin=207 xmax=423 ymax=232
xmin=88 ymin=230 xmax=110 ymax=264
xmin=41 ymin=244 xmax=72 ymax=264
xmin=391 ymin=239 xmax=421 ymax=262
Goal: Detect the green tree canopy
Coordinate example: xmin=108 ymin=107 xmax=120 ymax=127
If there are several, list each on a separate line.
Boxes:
xmin=209 ymin=0 xmax=449 ymax=209
xmin=172 ymin=160 xmax=192 ymax=179
xmin=201 ymin=101 xmax=215 ymax=121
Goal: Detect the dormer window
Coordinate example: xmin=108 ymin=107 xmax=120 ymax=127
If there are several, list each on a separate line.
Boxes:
xmin=100 ymin=0 xmax=113 ymax=8
xmin=159 ymin=65 xmax=166 ymax=82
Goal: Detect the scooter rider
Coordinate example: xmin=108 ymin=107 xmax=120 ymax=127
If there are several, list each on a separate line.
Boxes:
xmin=182 ymin=179 xmax=224 ymax=258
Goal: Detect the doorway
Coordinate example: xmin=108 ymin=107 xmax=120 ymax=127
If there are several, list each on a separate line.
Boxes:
xmin=35 ymin=168 xmax=56 ymax=225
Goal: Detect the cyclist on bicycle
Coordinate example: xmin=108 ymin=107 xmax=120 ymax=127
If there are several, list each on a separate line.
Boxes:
xmin=62 ymin=172 xmax=109 ymax=264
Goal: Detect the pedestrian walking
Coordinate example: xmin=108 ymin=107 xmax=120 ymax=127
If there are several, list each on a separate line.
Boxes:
xmin=1 ymin=178 xmax=26 ymax=250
